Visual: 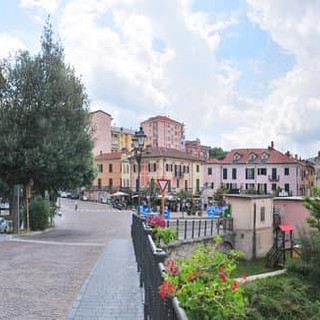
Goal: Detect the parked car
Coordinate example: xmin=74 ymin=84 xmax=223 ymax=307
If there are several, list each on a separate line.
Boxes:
xmin=0 ymin=217 xmax=8 ymax=233
xmin=81 ymin=195 xmax=88 ymax=201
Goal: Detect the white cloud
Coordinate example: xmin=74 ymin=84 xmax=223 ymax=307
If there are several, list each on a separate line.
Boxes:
xmin=0 ymin=34 xmax=25 ymax=60
xmin=224 ymin=0 xmax=320 ymax=157
xmin=20 ymin=0 xmax=59 ymax=14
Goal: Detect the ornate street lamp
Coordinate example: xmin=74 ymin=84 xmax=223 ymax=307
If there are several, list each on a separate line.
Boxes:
xmin=133 ymin=127 xmax=146 ymax=214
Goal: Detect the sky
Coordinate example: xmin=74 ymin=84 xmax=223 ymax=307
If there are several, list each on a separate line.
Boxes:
xmin=1 ymin=0 xmax=320 ymax=159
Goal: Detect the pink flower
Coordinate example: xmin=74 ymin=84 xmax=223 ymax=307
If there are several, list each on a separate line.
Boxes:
xmin=241 ymin=272 xmax=247 ymax=280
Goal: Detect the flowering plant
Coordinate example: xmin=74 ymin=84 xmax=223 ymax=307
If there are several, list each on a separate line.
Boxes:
xmin=160 ymin=236 xmax=247 ymax=319
xmin=146 ymin=215 xmax=176 ymax=246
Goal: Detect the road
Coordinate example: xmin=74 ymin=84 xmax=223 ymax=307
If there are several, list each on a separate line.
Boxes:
xmin=0 ymin=198 xmax=135 ymax=320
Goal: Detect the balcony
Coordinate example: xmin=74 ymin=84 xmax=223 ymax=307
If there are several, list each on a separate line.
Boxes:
xmin=268 ymin=175 xmax=280 ymax=182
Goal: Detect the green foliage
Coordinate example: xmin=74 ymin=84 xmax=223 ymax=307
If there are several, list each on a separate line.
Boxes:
xmin=209 ymin=147 xmax=228 ymax=159
xmin=154 ymin=226 xmax=176 ymax=246
xmin=302 ymin=193 xmax=320 ymax=230
xmin=161 ymin=237 xmax=246 ymax=320
xmin=244 ymin=274 xmax=320 ymax=319
xmin=30 ymin=197 xmax=49 ymax=230
xmin=0 ymin=18 xmax=95 ymax=196
xmin=287 ymin=228 xmax=320 ymax=285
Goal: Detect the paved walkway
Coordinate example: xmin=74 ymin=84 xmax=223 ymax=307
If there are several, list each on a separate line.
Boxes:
xmin=68 ymin=238 xmax=144 ymax=320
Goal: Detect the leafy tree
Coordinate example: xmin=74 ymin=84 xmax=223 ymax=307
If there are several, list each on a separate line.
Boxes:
xmin=209 ymin=147 xmax=228 ymax=159
xmin=0 ymin=19 xmax=96 ymax=229
xmin=303 ymin=187 xmax=320 ymax=230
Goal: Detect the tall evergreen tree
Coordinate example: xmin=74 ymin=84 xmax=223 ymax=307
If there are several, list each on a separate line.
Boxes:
xmin=0 ymin=19 xmax=96 ymax=230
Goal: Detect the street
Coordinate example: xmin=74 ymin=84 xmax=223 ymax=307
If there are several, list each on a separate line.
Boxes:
xmin=0 ymin=199 xmax=137 ymax=320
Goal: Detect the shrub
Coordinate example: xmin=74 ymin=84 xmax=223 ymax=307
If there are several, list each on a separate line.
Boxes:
xmin=30 ymin=197 xmax=49 ymax=231
xmin=244 ymin=274 xmax=320 ymax=319
xmin=160 ymin=236 xmax=246 ymax=320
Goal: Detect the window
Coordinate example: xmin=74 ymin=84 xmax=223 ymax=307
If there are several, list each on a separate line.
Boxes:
xmin=97 ymin=164 xmax=103 ymax=173
xmin=284 ymin=167 xmax=289 ymax=176
xmin=223 ymin=168 xmax=228 ymax=179
xmin=177 ymin=179 xmax=180 ymax=188
xmin=285 ymin=183 xmax=290 ymax=193
xmin=260 ymin=206 xmax=265 ymax=222
xmin=272 ymin=184 xmax=277 ymax=191
xmin=196 ymin=165 xmax=200 ymax=173
xmin=109 ymin=178 xmax=113 ymax=188
xmin=196 ymin=179 xmax=200 ymax=192
xmin=109 ymin=164 xmax=113 ymax=173
xmin=166 ymin=164 xmax=169 ymax=172
xmin=258 ymin=168 xmax=267 ymax=175
xmin=210 ymin=182 xmax=214 ymax=189
xmin=184 ymin=180 xmax=188 ymax=192
xmin=232 ymin=168 xmax=237 ymax=180
xmin=233 ymin=153 xmax=241 ymax=162
xmin=98 ymin=178 xmax=101 ymax=189
xmin=208 ymin=167 xmax=212 ymax=175
xmin=248 ymin=153 xmax=256 ymax=162
xmin=245 ymin=168 xmax=255 ymax=179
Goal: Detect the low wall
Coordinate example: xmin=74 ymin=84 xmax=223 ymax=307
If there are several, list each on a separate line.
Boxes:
xmin=164 ymin=233 xmax=235 ymax=261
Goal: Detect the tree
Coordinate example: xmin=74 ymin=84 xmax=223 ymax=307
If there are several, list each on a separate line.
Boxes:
xmin=0 ymin=19 xmax=96 ymax=230
xmin=209 ymin=147 xmax=228 ymax=159
xmin=303 ymin=187 xmax=320 ymax=231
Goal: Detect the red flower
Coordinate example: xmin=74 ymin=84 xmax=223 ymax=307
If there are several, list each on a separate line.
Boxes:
xmin=159 ymin=281 xmax=175 ymax=299
xmin=231 ymin=280 xmax=238 ymax=291
xmin=166 ymin=259 xmax=179 ymax=275
xmin=241 ymin=272 xmax=247 ymax=280
xmin=187 ymin=272 xmax=197 ymax=281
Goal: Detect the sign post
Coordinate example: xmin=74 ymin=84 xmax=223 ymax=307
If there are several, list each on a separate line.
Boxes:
xmin=157 ymin=179 xmax=169 ymax=217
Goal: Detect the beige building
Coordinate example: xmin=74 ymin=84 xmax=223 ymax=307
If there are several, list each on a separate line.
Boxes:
xmin=225 ymin=194 xmax=274 ymax=259
xmin=91 ymin=110 xmax=112 ymax=156
xmin=141 ymin=115 xmax=185 ymax=151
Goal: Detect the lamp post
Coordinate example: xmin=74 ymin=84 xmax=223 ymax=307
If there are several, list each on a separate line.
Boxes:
xmin=132 ymin=127 xmax=146 ymax=214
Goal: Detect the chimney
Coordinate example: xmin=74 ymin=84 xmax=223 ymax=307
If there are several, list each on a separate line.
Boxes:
xmin=286 ymin=151 xmax=290 ymax=157
xmin=271 ymin=141 xmax=274 ymax=149
xmin=295 ymin=154 xmax=298 ymax=160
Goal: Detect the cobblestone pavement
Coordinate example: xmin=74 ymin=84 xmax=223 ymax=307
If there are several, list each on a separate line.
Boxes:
xmin=0 ymin=199 xmax=143 ymax=320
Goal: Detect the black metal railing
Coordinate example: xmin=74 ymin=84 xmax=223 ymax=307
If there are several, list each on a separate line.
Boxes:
xmin=131 ymin=214 xmax=188 ymax=320
xmin=166 ymin=217 xmax=233 ymax=240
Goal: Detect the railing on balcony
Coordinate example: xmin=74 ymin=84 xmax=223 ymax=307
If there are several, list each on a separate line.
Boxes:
xmin=131 ymin=214 xmax=234 ymax=320
xmin=268 ymin=175 xmax=280 ymax=182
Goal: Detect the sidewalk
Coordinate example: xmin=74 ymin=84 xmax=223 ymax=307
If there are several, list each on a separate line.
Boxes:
xmin=68 ymin=238 xmax=144 ymax=320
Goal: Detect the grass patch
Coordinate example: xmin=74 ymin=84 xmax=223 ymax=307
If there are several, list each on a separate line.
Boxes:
xmin=233 ymin=257 xmax=273 ymax=277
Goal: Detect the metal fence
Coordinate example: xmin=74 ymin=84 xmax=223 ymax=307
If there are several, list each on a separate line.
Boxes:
xmin=166 ymin=217 xmax=233 ymax=240
xmin=131 ymin=214 xmax=188 ymax=320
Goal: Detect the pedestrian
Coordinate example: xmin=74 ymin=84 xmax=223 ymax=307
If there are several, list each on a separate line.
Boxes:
xmin=74 ymin=201 xmax=78 ymax=211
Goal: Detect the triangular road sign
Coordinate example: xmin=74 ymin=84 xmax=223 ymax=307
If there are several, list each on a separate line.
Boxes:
xmin=157 ymin=179 xmax=169 ymax=192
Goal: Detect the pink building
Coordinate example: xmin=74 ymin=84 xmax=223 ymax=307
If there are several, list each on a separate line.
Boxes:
xmin=141 ymin=116 xmax=185 ymax=151
xmin=203 ymin=142 xmax=315 ymax=197
xmin=90 ymin=110 xmax=112 ymax=156
xmin=185 ymin=138 xmax=210 ymax=160
xmin=273 ymin=197 xmax=310 ymax=233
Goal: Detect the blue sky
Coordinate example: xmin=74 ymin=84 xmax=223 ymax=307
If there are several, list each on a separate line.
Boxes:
xmin=1 ymin=0 xmax=319 ymax=159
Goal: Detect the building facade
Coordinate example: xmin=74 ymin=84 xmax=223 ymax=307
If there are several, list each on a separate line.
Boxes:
xmin=141 ymin=116 xmax=185 ymax=151
xmin=90 ymin=110 xmax=112 ymax=156
xmin=185 ymin=139 xmax=210 ymax=160
xmin=202 ymin=143 xmax=315 ymax=197
xmin=130 ymin=147 xmax=204 ymax=194
xmin=93 ymin=152 xmax=122 ymax=192
xmin=111 ymin=126 xmax=135 ymax=153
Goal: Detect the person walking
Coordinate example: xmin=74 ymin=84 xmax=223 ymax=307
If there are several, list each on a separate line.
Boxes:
xmin=74 ymin=201 xmax=78 ymax=211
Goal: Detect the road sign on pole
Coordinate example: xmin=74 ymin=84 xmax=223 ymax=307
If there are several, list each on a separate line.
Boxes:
xmin=157 ymin=179 xmax=169 ymax=217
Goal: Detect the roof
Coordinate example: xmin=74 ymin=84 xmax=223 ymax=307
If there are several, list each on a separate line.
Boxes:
xmin=90 ymin=109 xmax=112 ymax=118
xmin=279 ymin=224 xmax=294 ymax=232
xmin=141 ymin=115 xmax=184 ymax=126
xmin=139 ymin=147 xmax=204 ymax=161
xmin=219 ymin=147 xmax=299 ymax=165
xmin=95 ymin=152 xmax=122 ymax=161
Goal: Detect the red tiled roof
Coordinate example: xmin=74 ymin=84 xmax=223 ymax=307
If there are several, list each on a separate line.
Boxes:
xmin=219 ymin=148 xmax=298 ymax=165
xmin=95 ymin=152 xmax=122 ymax=161
xmin=141 ymin=147 xmax=203 ymax=161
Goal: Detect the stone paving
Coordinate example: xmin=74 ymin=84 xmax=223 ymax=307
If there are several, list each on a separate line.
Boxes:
xmin=0 ymin=199 xmax=144 ymax=320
